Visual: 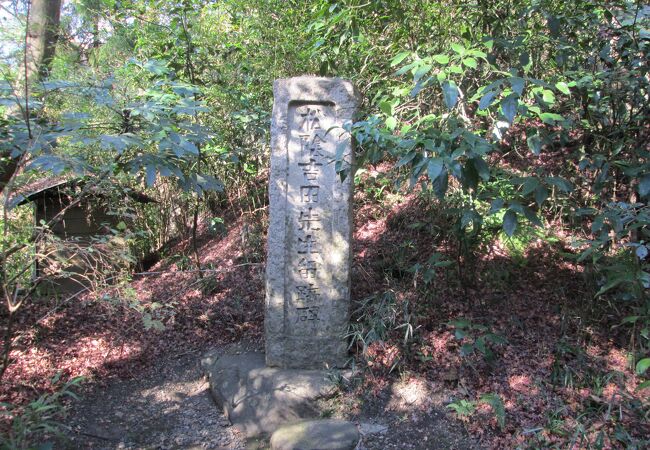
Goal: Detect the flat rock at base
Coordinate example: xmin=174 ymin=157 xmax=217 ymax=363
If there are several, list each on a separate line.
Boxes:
xmin=201 ymin=351 xmax=338 ymax=437
xmin=270 ymin=419 xmax=360 ymax=450
xmin=358 ymin=422 xmax=388 ymax=436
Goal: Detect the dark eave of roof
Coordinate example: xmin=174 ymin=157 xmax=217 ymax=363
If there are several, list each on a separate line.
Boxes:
xmin=9 ymin=177 xmax=157 ymax=208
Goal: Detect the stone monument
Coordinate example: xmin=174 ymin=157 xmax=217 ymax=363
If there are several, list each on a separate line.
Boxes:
xmin=203 ymin=78 xmax=360 ymax=446
xmin=266 ymin=77 xmax=359 ymax=369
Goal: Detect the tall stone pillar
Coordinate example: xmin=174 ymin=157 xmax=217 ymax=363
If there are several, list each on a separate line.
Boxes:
xmin=265 ymin=77 xmax=359 ymax=369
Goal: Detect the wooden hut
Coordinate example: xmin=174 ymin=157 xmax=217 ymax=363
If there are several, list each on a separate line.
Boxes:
xmin=13 ymin=177 xmax=155 ymax=292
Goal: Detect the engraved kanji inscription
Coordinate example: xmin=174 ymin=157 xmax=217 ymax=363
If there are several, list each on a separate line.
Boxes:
xmin=296 ymin=105 xmax=322 ymax=131
xmin=298 ymin=207 xmax=321 ymax=231
xmin=266 ymin=78 xmax=357 ymax=369
xmin=297 ymin=258 xmax=318 ymax=279
xmin=297 ymin=235 xmax=320 ymax=254
xmin=296 ymin=283 xmax=320 ymax=303
xmin=299 ymin=134 xmax=327 ymax=161
xmin=300 ymin=185 xmax=320 ymax=203
xmin=295 ymin=305 xmax=320 ymax=322
xmin=299 ymin=159 xmax=322 ymax=182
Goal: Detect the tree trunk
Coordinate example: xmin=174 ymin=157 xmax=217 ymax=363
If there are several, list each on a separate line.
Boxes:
xmin=25 ymin=0 xmax=62 ymax=80
xmin=0 ymin=0 xmax=62 ymax=194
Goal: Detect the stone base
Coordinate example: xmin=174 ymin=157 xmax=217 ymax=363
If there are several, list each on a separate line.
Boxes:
xmin=201 ymin=351 xmax=340 ymax=437
xmin=270 ymin=419 xmax=360 ymax=450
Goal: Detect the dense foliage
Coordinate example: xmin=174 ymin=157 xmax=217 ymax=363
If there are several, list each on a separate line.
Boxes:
xmin=1 ymin=0 xmax=648 ymax=448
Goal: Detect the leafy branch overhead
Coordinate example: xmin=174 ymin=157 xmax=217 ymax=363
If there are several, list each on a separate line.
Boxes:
xmin=2 ymin=60 xmax=223 ymax=197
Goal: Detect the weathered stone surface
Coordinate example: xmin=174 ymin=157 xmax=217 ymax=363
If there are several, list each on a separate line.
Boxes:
xmin=270 ymin=419 xmax=360 ymax=450
xmin=201 ymin=351 xmax=338 ymax=437
xmin=358 ymin=422 xmax=388 ymax=436
xmin=266 ymin=76 xmax=359 ymax=369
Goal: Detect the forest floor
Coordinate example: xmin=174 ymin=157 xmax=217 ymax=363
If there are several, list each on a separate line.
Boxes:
xmin=1 ymin=168 xmax=649 ymax=448
xmin=60 ymin=350 xmax=246 ymax=450
xmin=60 ymin=338 xmax=476 ymax=450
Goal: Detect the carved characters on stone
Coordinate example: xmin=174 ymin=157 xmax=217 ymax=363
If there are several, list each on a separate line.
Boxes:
xmin=296 ymin=105 xmax=322 ymax=132
xmin=298 ymin=207 xmax=320 ymax=231
xmin=266 ymin=77 xmax=357 ymax=369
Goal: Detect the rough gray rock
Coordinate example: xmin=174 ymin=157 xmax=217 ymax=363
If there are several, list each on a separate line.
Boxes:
xmin=270 ymin=419 xmax=360 ymax=450
xmin=358 ymin=422 xmax=388 ymax=436
xmin=201 ymin=351 xmax=340 ymax=437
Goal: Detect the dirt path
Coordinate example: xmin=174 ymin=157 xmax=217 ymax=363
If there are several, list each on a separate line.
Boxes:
xmin=62 ymin=351 xmax=245 ymax=450
xmin=61 ymin=343 xmax=477 ymax=450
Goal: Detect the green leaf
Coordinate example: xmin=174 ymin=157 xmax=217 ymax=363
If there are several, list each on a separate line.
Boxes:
xmin=539 ymin=112 xmax=564 ymax=124
xmin=523 ymin=207 xmax=543 ymax=227
xmin=432 ymin=54 xmax=450 ymax=64
xmin=462 ymin=161 xmax=479 ymax=190
xmin=521 ymin=177 xmax=539 ymax=196
xmin=638 ymin=174 xmax=650 ymax=197
xmin=475 ymin=338 xmax=487 ymax=356
xmin=379 ymin=101 xmax=393 ymax=116
xmin=410 ymin=79 xmax=428 ymax=97
xmin=535 ymin=185 xmax=549 ymax=207
xmin=637 ymin=380 xmax=650 ymax=390
xmin=427 ymin=158 xmax=444 ymax=181
xmin=636 ymin=358 xmax=650 ymax=375
xmin=396 ymin=151 xmax=416 ymax=167
xmin=385 ymin=116 xmax=397 ymax=130
xmin=447 ymin=399 xmax=476 ymax=416
xmin=414 ymin=64 xmax=433 ymax=82
xmin=596 ymin=276 xmax=628 ymax=297
xmin=100 ymin=134 xmax=142 ymax=153
xmin=479 ymin=90 xmax=498 ymax=110
xmin=546 ymin=176 xmax=573 ymax=193
xmin=450 ymin=43 xmax=465 ymax=55
xmin=390 ymin=51 xmax=410 ymax=67
xmin=394 ymin=60 xmax=418 ymax=76
xmin=510 ymin=77 xmax=525 ymax=95
xmin=432 ymin=168 xmax=448 ymax=199
xmin=503 ymin=210 xmax=517 ymax=236
xmin=441 ymin=80 xmax=459 ymax=109
xmin=450 ymin=318 xmax=471 ymax=329
xmin=542 ymin=89 xmax=556 ymax=104
xmin=489 ymin=198 xmax=505 ymax=214
xmin=591 ymin=214 xmax=605 ymax=233
xmin=555 ymin=81 xmax=570 ymax=95
xmin=143 ymin=59 xmax=169 ymax=75
xmin=179 ymin=138 xmax=198 ymax=155
xmin=527 ymin=134 xmax=542 ymax=155
xmin=501 ymin=94 xmax=518 ymax=124
xmin=486 ymin=333 xmax=507 ymax=345
xmin=472 ymin=157 xmax=490 ymax=181
xmin=145 ymin=165 xmax=157 ymax=187
xmin=462 ymin=57 xmax=477 ymax=68
xmin=480 ymin=393 xmax=506 ymax=430
xmin=460 ymin=343 xmax=474 ymax=356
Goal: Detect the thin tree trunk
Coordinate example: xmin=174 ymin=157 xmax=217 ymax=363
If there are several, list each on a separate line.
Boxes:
xmin=25 ymin=0 xmax=62 ymax=80
xmin=0 ymin=0 xmax=62 ymax=194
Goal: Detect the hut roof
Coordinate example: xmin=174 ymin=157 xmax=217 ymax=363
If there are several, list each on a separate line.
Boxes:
xmin=9 ymin=176 xmax=156 ymax=208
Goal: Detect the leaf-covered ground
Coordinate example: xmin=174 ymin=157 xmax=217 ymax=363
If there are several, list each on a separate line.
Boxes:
xmin=2 ymin=175 xmax=649 ymax=448
xmin=0 ymin=217 xmax=265 ymax=407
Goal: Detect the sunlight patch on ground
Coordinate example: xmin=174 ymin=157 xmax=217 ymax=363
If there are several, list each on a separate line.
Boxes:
xmin=508 ymin=374 xmax=539 ymax=396
xmin=605 ymin=347 xmax=629 ymax=373
xmin=388 ymin=377 xmax=432 ymax=410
